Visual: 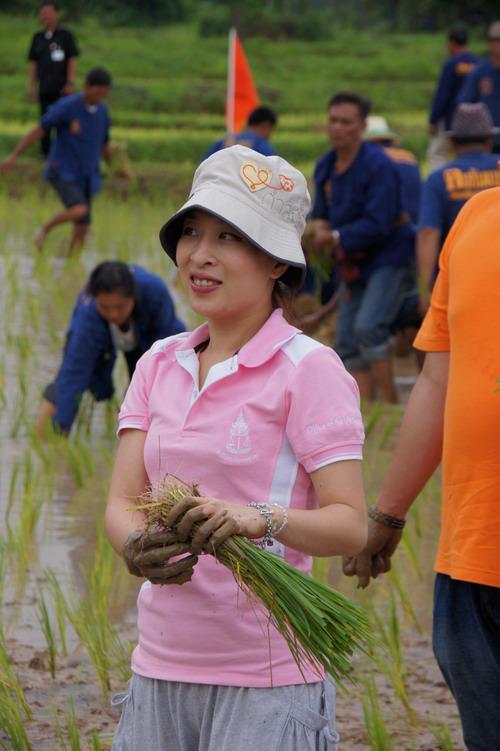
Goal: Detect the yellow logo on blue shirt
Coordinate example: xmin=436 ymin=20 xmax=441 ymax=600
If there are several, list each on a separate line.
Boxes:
xmin=70 ymin=119 xmax=81 ymax=135
xmin=443 ymin=168 xmax=500 ymax=201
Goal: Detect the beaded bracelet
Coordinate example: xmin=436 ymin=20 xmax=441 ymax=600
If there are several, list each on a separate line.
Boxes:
xmin=368 ymin=505 xmax=406 ymax=529
xmin=248 ymin=502 xmax=289 ymax=547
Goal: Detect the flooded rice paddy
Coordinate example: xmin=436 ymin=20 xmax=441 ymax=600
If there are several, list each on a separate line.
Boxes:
xmin=0 ymin=188 xmax=463 ymax=749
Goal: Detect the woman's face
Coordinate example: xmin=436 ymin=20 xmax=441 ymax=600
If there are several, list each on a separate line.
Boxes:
xmin=176 ymin=210 xmax=286 ymax=322
xmin=94 ymin=291 xmax=135 ymax=326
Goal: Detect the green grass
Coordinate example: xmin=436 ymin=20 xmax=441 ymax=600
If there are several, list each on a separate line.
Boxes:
xmin=0 ymin=13 xmax=490 ymax=168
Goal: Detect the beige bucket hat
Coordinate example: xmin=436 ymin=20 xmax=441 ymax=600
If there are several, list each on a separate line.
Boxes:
xmin=159 ymin=145 xmax=310 ymax=288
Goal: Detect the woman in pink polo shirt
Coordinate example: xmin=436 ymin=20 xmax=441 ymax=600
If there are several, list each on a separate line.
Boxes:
xmin=106 ymin=145 xmax=367 ymax=751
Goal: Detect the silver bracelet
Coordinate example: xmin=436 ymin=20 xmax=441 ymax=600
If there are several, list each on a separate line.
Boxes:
xmin=248 ymin=502 xmax=289 ymax=547
xmin=269 ymin=503 xmax=288 ymax=537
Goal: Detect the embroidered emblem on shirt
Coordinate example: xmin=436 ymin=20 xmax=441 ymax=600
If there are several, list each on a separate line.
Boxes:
xmin=70 ymin=119 xmax=81 ymax=135
xmin=240 ymin=162 xmax=295 ymax=193
xmin=218 ymin=408 xmax=259 ymax=463
xmin=226 ymin=409 xmax=252 ymax=454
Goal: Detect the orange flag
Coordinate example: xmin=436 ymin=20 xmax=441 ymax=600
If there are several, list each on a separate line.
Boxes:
xmin=226 ymin=28 xmax=260 ymax=134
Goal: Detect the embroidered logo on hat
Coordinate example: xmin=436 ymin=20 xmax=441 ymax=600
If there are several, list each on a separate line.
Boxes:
xmin=239 ymin=161 xmax=295 ymax=193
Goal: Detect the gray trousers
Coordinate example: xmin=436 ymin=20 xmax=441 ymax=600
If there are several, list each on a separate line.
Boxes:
xmin=111 ymin=673 xmax=340 ymax=751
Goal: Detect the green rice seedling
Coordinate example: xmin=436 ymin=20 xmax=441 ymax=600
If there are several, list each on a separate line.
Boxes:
xmin=361 ymin=676 xmax=393 ymax=751
xmin=73 ymin=392 xmax=95 ymax=437
xmin=364 ymin=401 xmax=386 ymax=438
xmin=54 ymin=697 xmax=81 ymax=751
xmin=44 ymin=568 xmax=68 ymax=657
xmin=0 ymin=626 xmax=32 ymax=722
xmin=388 ymin=562 xmax=423 ymax=633
xmin=37 ymin=592 xmax=57 ymax=678
xmin=137 ymin=480 xmax=374 ymax=685
xmin=400 ymin=525 xmax=423 ymax=580
xmin=311 ymin=555 xmax=330 ymax=585
xmin=362 ymin=591 xmax=417 ymax=723
xmin=0 ymin=358 xmax=6 ymax=407
xmin=91 ymin=732 xmax=105 ymax=751
xmin=60 ymin=524 xmax=133 ymax=697
xmin=377 ymin=404 xmax=402 ymax=449
xmin=431 ymin=722 xmax=458 ymax=750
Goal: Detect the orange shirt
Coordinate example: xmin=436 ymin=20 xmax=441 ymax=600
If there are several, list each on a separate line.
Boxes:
xmin=414 ymin=187 xmax=500 ymax=587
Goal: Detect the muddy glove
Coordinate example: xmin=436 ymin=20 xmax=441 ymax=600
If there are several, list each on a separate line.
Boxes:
xmin=123 ymin=528 xmax=198 ymax=585
xmin=342 ymin=517 xmax=403 ymax=589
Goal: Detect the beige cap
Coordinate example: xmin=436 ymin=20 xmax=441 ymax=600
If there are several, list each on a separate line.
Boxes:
xmin=364 ymin=115 xmax=397 ymax=141
xmin=487 ymin=20 xmax=500 ymax=39
xmin=159 ymin=145 xmax=310 ymax=288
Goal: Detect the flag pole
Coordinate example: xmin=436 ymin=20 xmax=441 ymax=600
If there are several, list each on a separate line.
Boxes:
xmin=226 ymin=27 xmax=236 ymax=137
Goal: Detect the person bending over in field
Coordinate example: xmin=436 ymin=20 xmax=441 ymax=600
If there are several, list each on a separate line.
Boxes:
xmin=0 ymin=67 xmax=112 ymax=253
xmin=105 ymin=145 xmax=367 ymax=751
xmin=36 ymin=261 xmax=185 ymax=436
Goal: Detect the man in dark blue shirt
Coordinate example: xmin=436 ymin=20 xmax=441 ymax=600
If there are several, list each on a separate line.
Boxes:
xmin=311 ymin=92 xmax=414 ymax=403
xmin=427 ymin=27 xmax=479 ymax=170
xmin=458 ymin=20 xmax=500 ymax=153
xmin=364 ymin=115 xmax=421 ymax=224
xmin=0 ymin=67 xmax=112 ymax=253
xmin=36 ymin=261 xmax=186 ymax=436
xmin=203 ymin=106 xmax=277 ymax=160
xmin=418 ymin=102 xmax=500 ymax=312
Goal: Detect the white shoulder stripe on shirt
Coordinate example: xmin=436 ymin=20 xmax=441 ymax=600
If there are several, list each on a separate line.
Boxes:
xmin=281 ymin=334 xmax=323 ymax=367
xmin=150 ymin=331 xmax=190 ymax=356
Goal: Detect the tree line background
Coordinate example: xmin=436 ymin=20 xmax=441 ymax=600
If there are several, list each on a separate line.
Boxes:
xmin=3 ymin=0 xmax=499 ymax=36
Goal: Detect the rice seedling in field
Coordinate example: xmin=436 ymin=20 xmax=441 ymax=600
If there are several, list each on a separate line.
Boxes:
xmin=0 ymin=626 xmax=32 ymax=723
xmin=45 ymin=568 xmax=68 ymax=657
xmin=362 ymin=587 xmax=417 ymax=723
xmin=136 ymin=480 xmax=374 ymax=685
xmin=431 ymin=723 xmax=458 ymax=750
xmin=361 ymin=677 xmax=394 ymax=751
xmin=54 ymin=697 xmax=82 ymax=751
xmin=37 ymin=591 xmax=57 ymax=678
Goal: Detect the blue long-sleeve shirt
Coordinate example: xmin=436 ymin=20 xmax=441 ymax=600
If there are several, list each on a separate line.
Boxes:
xmin=311 ymin=141 xmax=414 ymax=278
xmin=383 ymin=146 xmax=422 ymax=224
xmin=204 ymin=130 xmax=275 ymax=160
xmin=429 ymin=51 xmax=479 ymax=128
xmin=457 ymin=59 xmax=500 ymax=150
xmin=53 ymin=265 xmax=185 ymax=432
xmin=41 ymin=93 xmax=110 ymax=195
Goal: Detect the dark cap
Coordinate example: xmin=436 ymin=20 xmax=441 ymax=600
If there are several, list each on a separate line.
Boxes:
xmin=446 ymin=103 xmax=499 ymax=139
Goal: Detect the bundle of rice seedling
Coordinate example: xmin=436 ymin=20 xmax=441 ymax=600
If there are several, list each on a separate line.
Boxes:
xmin=135 ymin=480 xmax=373 ymax=685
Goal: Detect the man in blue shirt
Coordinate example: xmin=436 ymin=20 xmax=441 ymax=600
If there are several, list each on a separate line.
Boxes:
xmin=203 ymin=106 xmax=277 ymax=160
xmin=364 ymin=115 xmax=421 ymax=224
xmin=0 ymin=67 xmax=112 ymax=252
xmin=458 ymin=20 xmax=500 ymax=153
xmin=427 ymin=27 xmax=479 ymax=170
xmin=36 ymin=261 xmax=186 ymax=436
xmin=311 ymin=92 xmax=414 ymax=403
xmin=418 ymin=102 xmax=499 ymax=312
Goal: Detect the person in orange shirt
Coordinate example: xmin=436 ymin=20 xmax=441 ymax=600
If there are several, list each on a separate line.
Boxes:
xmin=342 ymin=187 xmax=500 ymax=750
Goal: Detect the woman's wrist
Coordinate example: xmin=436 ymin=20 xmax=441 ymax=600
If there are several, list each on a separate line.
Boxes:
xmin=247 ymin=502 xmax=289 ymax=547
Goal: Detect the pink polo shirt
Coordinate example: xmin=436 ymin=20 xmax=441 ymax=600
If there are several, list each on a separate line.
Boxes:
xmin=118 ymin=309 xmax=364 ymax=687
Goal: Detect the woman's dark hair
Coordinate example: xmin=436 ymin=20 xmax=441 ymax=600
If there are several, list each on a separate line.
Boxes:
xmin=272 ymin=280 xmax=298 ymax=325
xmin=87 ymin=261 xmax=136 ymax=298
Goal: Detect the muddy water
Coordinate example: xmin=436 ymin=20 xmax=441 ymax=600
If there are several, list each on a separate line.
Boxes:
xmin=0 ymin=251 xmax=181 ymax=645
